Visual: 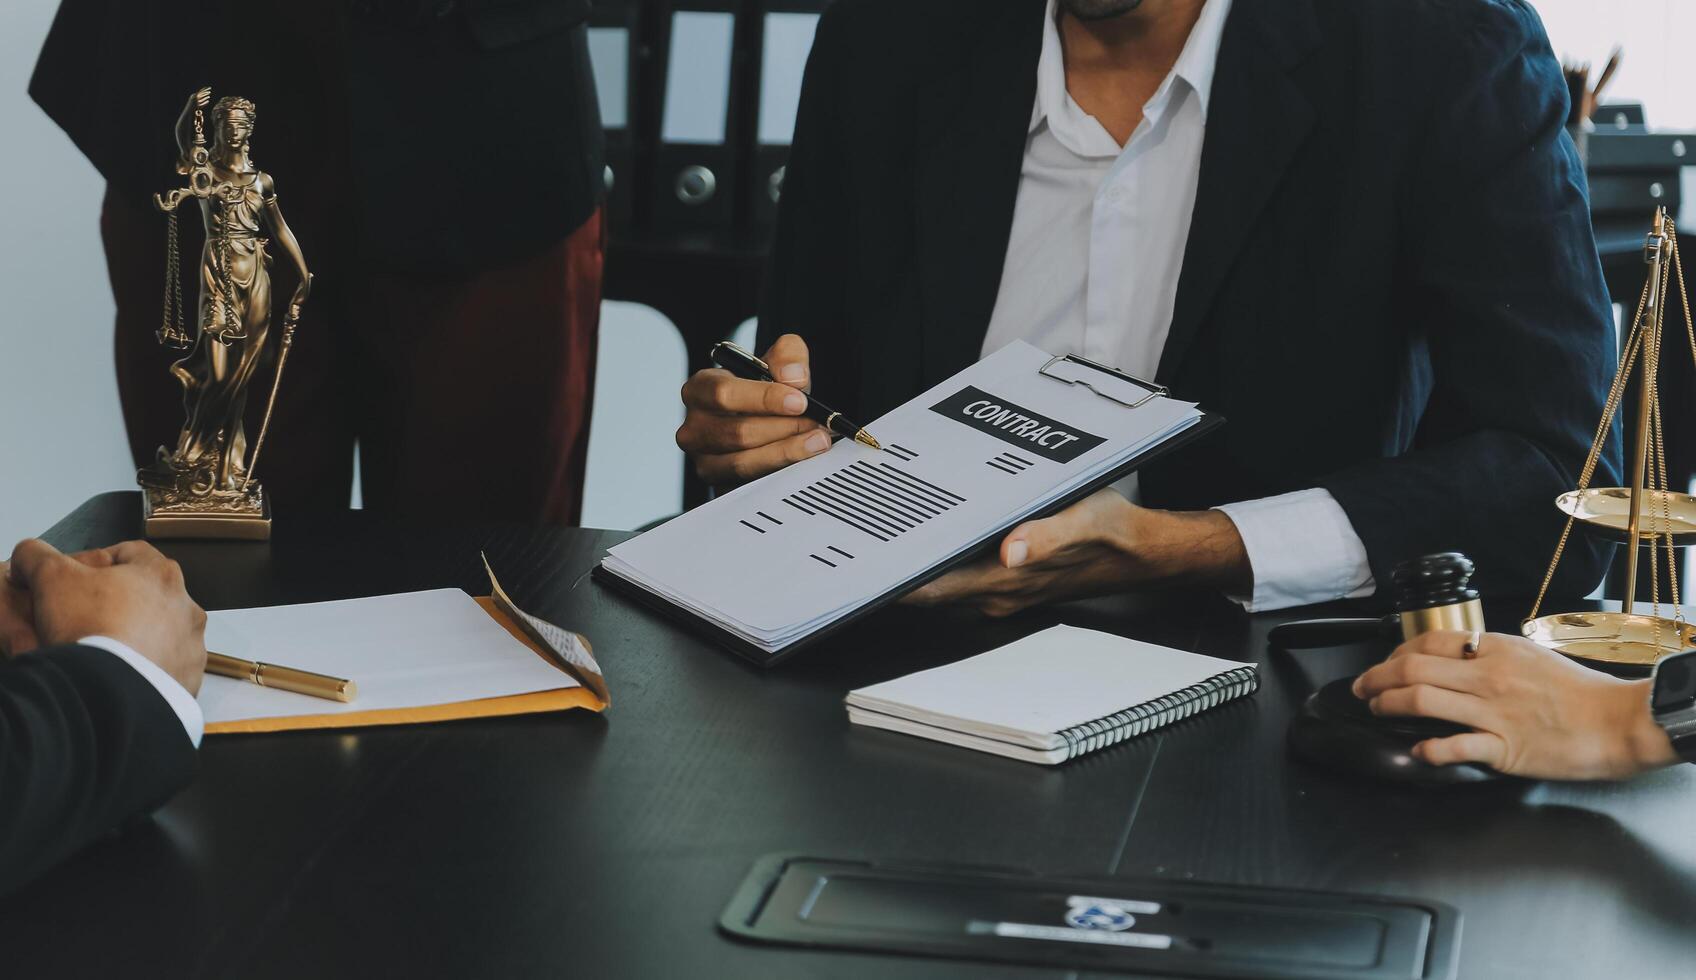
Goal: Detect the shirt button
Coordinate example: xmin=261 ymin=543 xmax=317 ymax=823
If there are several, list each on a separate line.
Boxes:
xmin=1103 ymin=187 xmax=1128 ymax=206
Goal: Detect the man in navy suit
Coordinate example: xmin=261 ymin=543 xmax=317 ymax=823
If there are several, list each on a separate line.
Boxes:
xmin=1 ymin=540 xmax=207 ymax=896
xmin=677 ymin=0 xmax=1619 ymax=613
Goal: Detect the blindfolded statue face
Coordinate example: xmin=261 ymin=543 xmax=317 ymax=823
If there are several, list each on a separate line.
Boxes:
xmin=1058 ymin=0 xmax=1148 ymax=20
xmin=215 ymin=110 xmax=254 ymax=151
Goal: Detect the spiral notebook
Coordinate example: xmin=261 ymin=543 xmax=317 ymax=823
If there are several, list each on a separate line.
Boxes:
xmin=845 ymin=625 xmax=1257 ymax=765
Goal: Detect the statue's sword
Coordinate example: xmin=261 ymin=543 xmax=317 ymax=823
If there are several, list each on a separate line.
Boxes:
xmin=242 ymin=301 xmax=301 ymax=493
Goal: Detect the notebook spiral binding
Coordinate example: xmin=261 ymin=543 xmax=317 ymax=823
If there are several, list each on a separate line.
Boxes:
xmin=1057 ymin=666 xmax=1259 ymax=760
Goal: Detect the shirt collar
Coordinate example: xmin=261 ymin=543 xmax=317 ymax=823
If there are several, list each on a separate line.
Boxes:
xmin=1171 ymin=0 xmax=1233 ymax=119
xmin=1031 ymin=0 xmax=1235 ymax=138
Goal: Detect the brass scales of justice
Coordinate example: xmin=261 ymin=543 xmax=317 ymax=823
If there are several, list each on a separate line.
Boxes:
xmin=1524 ymin=207 xmax=1696 ymax=670
xmin=139 ymin=88 xmax=312 ymax=540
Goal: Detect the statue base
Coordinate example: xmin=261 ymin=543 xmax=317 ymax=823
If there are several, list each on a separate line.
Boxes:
xmin=142 ymin=483 xmax=271 ymax=540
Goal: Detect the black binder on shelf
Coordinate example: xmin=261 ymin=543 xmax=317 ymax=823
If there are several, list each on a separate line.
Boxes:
xmin=651 ymin=0 xmax=743 ymax=234
xmin=1587 ymin=170 xmax=1681 ymax=216
xmin=750 ymin=1 xmax=829 ymax=233
xmin=1587 ymin=131 xmax=1693 ymax=171
xmin=1587 ymin=127 xmax=1688 ymax=220
xmin=587 ymin=0 xmax=642 ymax=235
xmin=1585 ymin=123 xmax=1693 ymax=261
xmin=1594 ymin=102 xmax=1647 ymax=131
xmin=596 ymin=352 xmax=1224 ymax=667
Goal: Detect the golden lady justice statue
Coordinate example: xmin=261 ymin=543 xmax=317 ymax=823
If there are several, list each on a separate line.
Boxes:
xmin=140 ymin=88 xmax=311 ymax=539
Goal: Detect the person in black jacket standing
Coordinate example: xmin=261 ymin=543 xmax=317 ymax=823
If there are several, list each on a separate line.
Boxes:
xmin=32 ymin=0 xmax=606 ymax=524
xmin=677 ymin=0 xmax=1620 ymax=613
xmin=1 ymin=539 xmax=208 ymax=897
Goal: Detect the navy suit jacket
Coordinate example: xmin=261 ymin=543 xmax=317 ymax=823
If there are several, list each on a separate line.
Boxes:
xmin=31 ymin=0 xmax=603 ymax=276
xmin=0 ymin=645 xmax=196 ymax=896
xmin=758 ymin=0 xmax=1620 ymax=600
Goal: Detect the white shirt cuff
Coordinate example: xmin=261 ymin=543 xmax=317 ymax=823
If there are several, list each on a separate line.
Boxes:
xmin=1215 ymin=488 xmax=1376 ymax=613
xmin=77 ymin=635 xmax=204 ymax=748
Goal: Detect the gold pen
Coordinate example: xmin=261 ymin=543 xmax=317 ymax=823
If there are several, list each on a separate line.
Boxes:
xmin=206 ymin=651 xmax=357 ymax=703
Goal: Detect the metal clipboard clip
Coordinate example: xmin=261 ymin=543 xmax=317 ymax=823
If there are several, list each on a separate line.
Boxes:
xmin=1037 ymin=353 xmax=1168 ymax=409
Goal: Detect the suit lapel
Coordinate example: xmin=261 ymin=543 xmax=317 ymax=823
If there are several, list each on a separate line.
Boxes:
xmin=913 ymin=0 xmax=1046 ymax=387
xmin=1156 ymin=0 xmax=1320 ymax=384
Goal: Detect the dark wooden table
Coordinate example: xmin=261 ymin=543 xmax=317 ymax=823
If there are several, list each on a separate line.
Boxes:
xmin=5 ymin=493 xmax=1694 ymax=979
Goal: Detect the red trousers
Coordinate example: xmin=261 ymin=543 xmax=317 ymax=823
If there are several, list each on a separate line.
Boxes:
xmin=103 ymin=188 xmax=603 ymax=525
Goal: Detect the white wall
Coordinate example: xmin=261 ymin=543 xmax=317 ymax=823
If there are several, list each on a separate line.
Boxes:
xmin=0 ymin=0 xmax=132 ymax=547
xmin=1534 ymin=0 xmax=1696 ymax=130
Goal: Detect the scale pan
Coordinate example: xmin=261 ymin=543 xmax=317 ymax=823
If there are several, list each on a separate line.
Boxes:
xmin=1522 ymin=612 xmax=1696 ymax=673
xmin=1556 ymin=488 xmax=1696 ymax=542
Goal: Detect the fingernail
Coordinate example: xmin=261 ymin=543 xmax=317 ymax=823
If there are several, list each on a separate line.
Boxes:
xmin=779 ymin=363 xmax=806 ymax=383
xmin=804 ymin=431 xmax=830 ymax=454
xmin=783 ymin=391 xmax=806 ymax=414
xmin=1006 ymin=540 xmax=1028 ymax=568
xmin=1351 ymin=677 xmax=1363 ymax=697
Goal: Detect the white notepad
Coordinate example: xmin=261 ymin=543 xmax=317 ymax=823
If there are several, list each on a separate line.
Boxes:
xmin=846 ymin=625 xmax=1257 ymax=765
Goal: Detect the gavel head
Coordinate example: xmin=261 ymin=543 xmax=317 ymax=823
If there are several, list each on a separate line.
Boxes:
xmin=1391 ymin=552 xmax=1485 ymax=640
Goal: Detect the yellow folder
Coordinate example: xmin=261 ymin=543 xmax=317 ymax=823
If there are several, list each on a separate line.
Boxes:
xmin=205 ymin=559 xmax=608 ymax=734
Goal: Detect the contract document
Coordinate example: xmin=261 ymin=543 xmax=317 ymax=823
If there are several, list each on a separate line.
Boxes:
xmin=598 ymin=342 xmax=1218 ymax=664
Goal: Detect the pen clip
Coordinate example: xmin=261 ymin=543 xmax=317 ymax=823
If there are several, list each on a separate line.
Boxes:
xmin=1038 ymin=353 xmax=1167 ymax=409
xmin=713 ymin=340 xmax=771 ymax=375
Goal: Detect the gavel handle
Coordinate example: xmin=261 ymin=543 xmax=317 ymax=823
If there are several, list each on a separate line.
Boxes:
xmin=1268 ymin=616 xmax=1399 ymax=649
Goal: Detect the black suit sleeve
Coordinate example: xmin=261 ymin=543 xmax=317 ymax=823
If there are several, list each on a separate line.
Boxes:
xmin=756 ymin=4 xmax=860 ymax=401
xmin=0 ymin=645 xmax=197 ymax=897
xmin=1321 ymin=0 xmax=1620 ymax=597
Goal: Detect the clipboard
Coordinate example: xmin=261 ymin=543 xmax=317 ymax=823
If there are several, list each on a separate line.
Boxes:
xmin=595 ymin=358 xmax=1223 ymax=667
xmin=720 ymin=854 xmax=1461 ymax=979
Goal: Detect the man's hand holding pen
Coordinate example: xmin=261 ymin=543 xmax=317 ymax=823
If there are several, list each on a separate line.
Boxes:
xmin=677 ymin=334 xmax=833 ymax=485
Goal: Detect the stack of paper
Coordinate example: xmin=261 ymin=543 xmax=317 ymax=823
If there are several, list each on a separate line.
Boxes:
xmin=599 ymin=342 xmax=1205 ymax=657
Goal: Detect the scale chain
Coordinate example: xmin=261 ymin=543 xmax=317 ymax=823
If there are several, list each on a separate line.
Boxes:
xmin=1670 ymin=231 xmax=1691 ymax=626
xmin=1526 ymin=279 xmax=1649 ymax=622
xmin=1649 ymin=250 xmax=1670 ymax=651
xmin=158 ymin=209 xmax=189 ymax=348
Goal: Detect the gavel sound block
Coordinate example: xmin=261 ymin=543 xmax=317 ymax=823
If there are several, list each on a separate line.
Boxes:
xmin=1281 ymin=553 xmax=1505 ymax=786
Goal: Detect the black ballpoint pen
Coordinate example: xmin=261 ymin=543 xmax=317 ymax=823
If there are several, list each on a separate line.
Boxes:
xmin=710 ymin=341 xmax=882 ymax=450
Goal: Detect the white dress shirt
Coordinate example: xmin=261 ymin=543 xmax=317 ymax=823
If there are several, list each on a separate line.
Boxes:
xmin=981 ymin=0 xmax=1373 ymax=611
xmin=76 ymin=635 xmax=204 ymax=747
